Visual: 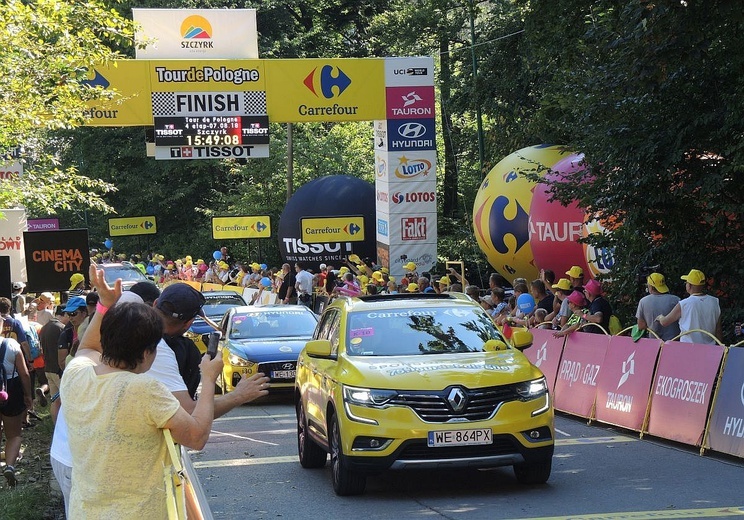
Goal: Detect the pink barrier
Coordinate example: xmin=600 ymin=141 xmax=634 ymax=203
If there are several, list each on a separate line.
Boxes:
xmin=705 ymin=346 xmax=744 ymax=457
xmin=647 ymin=341 xmax=724 ymax=446
xmin=553 ymin=332 xmax=611 ymax=419
xmin=523 ymin=328 xmax=566 ymax=393
xmin=594 ymin=336 xmax=662 ymax=431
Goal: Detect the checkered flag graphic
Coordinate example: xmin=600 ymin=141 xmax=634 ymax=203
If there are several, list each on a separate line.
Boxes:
xmin=152 ymin=92 xmax=175 ymax=116
xmin=243 ymin=92 xmax=267 ymax=115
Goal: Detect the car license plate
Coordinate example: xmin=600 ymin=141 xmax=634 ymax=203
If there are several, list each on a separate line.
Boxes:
xmin=271 ymin=370 xmax=296 ymax=380
xmin=427 ymin=428 xmax=492 ymax=447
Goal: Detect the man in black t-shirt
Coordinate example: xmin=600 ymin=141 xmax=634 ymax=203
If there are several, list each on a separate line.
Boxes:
xmin=277 ymin=263 xmax=297 ymax=304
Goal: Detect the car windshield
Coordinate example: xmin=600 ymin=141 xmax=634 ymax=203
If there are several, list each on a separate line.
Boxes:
xmin=229 ymin=310 xmax=317 ymax=339
xmin=202 ymin=296 xmax=246 ymax=318
xmin=102 ymin=265 xmax=148 ymax=283
xmin=346 ymin=306 xmax=502 ymax=356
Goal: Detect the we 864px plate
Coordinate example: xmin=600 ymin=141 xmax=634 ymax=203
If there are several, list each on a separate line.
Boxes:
xmin=427 ymin=428 xmax=492 ymax=447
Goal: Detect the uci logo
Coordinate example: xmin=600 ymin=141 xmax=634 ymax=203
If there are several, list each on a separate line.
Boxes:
xmin=397 ymin=122 xmax=427 ymax=139
xmin=303 ymin=65 xmax=352 ymax=99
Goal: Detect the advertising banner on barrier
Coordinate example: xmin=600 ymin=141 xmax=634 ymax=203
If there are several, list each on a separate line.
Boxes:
xmin=647 ymin=341 xmax=724 ymax=446
xmin=23 ymin=229 xmax=89 ymax=293
xmin=553 ymin=332 xmax=611 ymax=418
xmin=594 ymin=336 xmax=662 ymax=431
xmin=522 ymin=328 xmax=565 ymax=393
xmin=704 ymin=347 xmax=744 ymax=457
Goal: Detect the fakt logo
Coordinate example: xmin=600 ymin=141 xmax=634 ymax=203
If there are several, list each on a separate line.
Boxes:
xmin=401 ymin=217 xmax=426 ymax=241
xmin=304 ymin=65 xmax=351 ymax=99
xmin=181 ymin=15 xmax=213 ymax=39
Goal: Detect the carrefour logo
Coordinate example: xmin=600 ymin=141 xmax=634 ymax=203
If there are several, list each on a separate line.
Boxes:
xmin=180 ymin=15 xmax=214 ymax=49
xmin=303 ymin=65 xmax=351 ymax=99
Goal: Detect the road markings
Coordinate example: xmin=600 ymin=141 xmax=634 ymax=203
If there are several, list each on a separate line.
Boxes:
xmin=511 ymin=506 xmax=744 ymax=519
xmin=209 ymin=430 xmax=279 ymax=446
xmin=214 ymin=414 xmax=295 ymax=422
xmin=194 ymin=436 xmax=637 ymax=469
xmin=556 ymin=436 xmax=637 ymax=446
xmin=193 ymin=455 xmax=298 ymax=469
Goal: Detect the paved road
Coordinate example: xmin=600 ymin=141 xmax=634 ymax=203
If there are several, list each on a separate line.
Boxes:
xmin=192 ymin=395 xmax=744 ymax=520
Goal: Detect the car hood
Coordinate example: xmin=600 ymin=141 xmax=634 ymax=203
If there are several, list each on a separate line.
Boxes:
xmin=227 ymin=337 xmax=310 ymax=363
xmin=338 ymin=350 xmax=543 ymax=390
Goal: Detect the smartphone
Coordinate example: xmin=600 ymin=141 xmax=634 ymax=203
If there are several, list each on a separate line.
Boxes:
xmin=206 ymin=331 xmax=221 ymax=360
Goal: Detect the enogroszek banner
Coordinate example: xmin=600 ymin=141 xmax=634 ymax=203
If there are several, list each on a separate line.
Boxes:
xmin=133 ymin=9 xmax=258 ymax=59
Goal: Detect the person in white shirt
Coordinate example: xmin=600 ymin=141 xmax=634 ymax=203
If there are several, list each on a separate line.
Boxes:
xmin=657 ymin=269 xmax=721 ymax=344
xmin=294 ymin=262 xmax=314 ymax=308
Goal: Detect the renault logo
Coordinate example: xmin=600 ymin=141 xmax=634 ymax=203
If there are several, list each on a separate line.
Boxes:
xmin=447 ymin=387 xmax=468 ymax=412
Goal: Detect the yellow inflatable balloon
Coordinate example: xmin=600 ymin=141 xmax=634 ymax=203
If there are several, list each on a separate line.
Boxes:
xmin=472 ymin=145 xmax=572 ymax=282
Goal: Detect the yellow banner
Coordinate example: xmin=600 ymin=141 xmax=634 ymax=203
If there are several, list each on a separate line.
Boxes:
xmin=265 ymin=59 xmax=385 ymax=122
xmin=108 ymin=216 xmax=158 ymax=236
xmin=149 ymin=59 xmax=266 ymax=93
xmin=301 ymin=216 xmax=365 ymax=243
xmin=212 ymin=216 xmax=271 ymax=239
xmin=84 ymin=61 xmax=152 ymax=126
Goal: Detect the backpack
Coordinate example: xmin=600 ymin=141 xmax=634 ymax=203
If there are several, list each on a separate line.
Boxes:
xmin=0 ymin=339 xmax=15 ymax=402
xmin=24 ymin=324 xmax=42 ymax=360
xmin=609 ymin=315 xmax=622 ymax=335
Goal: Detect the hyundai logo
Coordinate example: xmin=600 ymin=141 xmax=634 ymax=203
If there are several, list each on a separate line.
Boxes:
xmin=397 ymin=122 xmax=427 ymax=139
xmin=447 ymin=387 xmax=468 ymax=412
xmin=282 ymin=362 xmax=294 ymax=370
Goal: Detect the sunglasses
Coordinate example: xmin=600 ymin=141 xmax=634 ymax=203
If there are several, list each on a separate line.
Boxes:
xmin=67 ymin=311 xmax=81 ymax=317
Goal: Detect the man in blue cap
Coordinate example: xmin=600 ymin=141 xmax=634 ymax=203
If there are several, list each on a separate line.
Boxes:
xmin=57 ymin=297 xmax=88 ymax=373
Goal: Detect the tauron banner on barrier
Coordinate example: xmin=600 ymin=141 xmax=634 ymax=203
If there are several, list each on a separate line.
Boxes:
xmin=522 ymin=328 xmax=566 ymax=393
xmin=133 ymin=9 xmax=259 ymax=60
xmin=647 ymin=341 xmax=724 ymax=446
xmin=704 ymin=346 xmax=744 ymax=457
xmin=553 ymin=332 xmax=611 ymax=418
xmin=23 ymin=229 xmax=90 ymax=292
xmin=594 ymin=336 xmax=662 ymax=431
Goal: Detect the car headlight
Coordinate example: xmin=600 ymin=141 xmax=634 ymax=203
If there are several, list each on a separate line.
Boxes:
xmin=515 ymin=377 xmax=548 ymax=400
xmin=227 ymin=351 xmax=254 ymax=368
xmin=343 ymin=385 xmax=398 ymax=408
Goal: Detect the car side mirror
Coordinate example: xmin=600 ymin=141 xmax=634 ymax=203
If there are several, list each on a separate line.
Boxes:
xmin=510 ymin=329 xmax=534 ymax=351
xmin=305 ymin=339 xmax=333 ymax=358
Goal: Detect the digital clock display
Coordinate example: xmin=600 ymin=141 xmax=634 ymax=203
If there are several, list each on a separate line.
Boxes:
xmin=153 ymin=115 xmax=269 ymax=146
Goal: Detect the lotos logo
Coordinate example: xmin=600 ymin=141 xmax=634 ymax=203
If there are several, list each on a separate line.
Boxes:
xmin=397 ymin=122 xmax=427 ymax=139
xmin=181 ymin=15 xmax=213 ymax=39
xmin=303 ymin=65 xmax=351 ymax=99
xmin=391 ymin=191 xmax=436 ymax=204
xmin=393 ymin=156 xmax=433 ymax=179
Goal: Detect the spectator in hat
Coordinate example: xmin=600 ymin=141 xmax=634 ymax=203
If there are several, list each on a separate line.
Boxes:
xmin=77 ymin=292 xmax=100 ymax=340
xmin=406 ymin=282 xmax=420 ymax=293
xmin=553 ymin=290 xmax=588 ymax=338
xmin=582 ymin=279 xmax=612 ymax=334
xmin=402 ymin=261 xmax=418 ymax=287
xmin=635 ymin=273 xmax=681 ymax=341
xmin=657 ymin=269 xmax=721 ymax=344
xmin=436 ymin=276 xmax=451 ymax=294
xmin=35 ymin=292 xmax=55 ymax=326
xmin=57 ymin=296 xmax=88 ymax=372
xmin=11 ymin=282 xmax=26 ymax=315
xmin=566 ymin=266 xmax=585 ymax=293
xmin=68 ymin=273 xmax=86 ymax=297
xmin=548 ymin=278 xmax=572 ymax=329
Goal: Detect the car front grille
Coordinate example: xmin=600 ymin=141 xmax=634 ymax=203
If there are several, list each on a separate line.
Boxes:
xmin=388 ymin=385 xmax=522 ymax=423
xmin=397 ymin=435 xmax=518 ymax=460
xmin=259 ymin=361 xmax=297 ymax=381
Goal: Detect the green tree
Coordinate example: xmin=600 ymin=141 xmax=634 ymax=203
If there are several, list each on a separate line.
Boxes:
xmin=0 ymin=0 xmax=136 ymax=214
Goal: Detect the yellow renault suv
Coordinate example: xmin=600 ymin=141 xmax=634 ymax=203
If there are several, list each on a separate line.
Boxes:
xmin=294 ymin=292 xmax=553 ymax=496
